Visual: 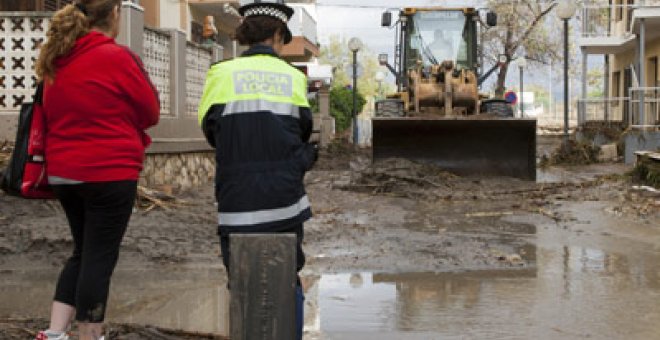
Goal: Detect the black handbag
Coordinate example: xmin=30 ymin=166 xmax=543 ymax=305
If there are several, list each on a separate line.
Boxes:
xmin=1 ymin=83 xmax=54 ymax=198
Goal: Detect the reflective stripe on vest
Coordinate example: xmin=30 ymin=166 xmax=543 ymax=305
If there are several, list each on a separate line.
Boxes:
xmin=218 ymin=195 xmax=311 ymax=226
xmin=224 ymin=99 xmax=300 ymax=118
xmin=198 ymin=55 xmax=309 ymax=126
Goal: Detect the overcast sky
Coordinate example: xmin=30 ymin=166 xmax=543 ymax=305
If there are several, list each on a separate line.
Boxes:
xmin=314 ymin=0 xmax=479 ymax=57
xmin=309 ymin=0 xmax=597 ymax=98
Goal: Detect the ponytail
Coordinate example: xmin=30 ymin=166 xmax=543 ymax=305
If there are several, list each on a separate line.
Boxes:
xmin=36 ymin=0 xmax=121 ymax=80
xmin=36 ymin=4 xmax=89 ymax=80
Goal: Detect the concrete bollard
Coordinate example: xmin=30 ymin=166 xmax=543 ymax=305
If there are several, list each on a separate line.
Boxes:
xmin=229 ymin=233 xmax=297 ymax=340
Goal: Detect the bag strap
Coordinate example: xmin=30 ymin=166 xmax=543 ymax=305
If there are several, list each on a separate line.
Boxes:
xmin=33 ymin=82 xmax=44 ymax=105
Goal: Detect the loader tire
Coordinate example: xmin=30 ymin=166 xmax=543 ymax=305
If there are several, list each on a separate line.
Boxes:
xmin=375 ymin=99 xmax=405 ymax=117
xmin=481 ymin=99 xmax=514 ymax=117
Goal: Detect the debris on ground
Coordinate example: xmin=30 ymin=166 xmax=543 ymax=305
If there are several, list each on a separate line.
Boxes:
xmin=136 ymin=185 xmax=188 ymax=212
xmin=336 ymin=158 xmax=459 ymax=199
xmin=579 ymin=121 xmax=626 ymax=141
xmin=491 ymin=250 xmax=526 ymax=266
xmin=606 ymin=195 xmax=660 ymax=219
xmin=630 ymin=151 xmax=660 ymax=188
xmin=314 ymin=138 xmax=370 ymax=171
xmin=601 ymin=177 xmax=660 ymax=219
xmin=466 ymin=211 xmax=515 ymax=218
xmin=335 ymin=155 xmax=621 ymax=206
xmin=0 ymin=140 xmax=12 ymax=169
xmin=631 ymin=185 xmax=660 ymax=196
xmin=539 ymin=139 xmax=601 ymax=166
xmin=0 ymin=317 xmax=227 ymax=340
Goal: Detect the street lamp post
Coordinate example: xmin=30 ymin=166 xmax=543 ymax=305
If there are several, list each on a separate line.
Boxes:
xmin=348 ymin=37 xmax=363 ymax=145
xmin=557 ymin=0 xmax=577 ymax=145
xmin=518 ymin=57 xmax=527 ymax=118
xmin=375 ymin=71 xmax=385 ymax=99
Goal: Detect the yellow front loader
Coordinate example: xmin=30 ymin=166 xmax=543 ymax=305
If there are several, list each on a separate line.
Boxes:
xmin=374 ymin=7 xmax=536 ymax=180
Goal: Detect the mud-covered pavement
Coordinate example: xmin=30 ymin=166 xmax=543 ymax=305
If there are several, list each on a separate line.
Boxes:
xmin=1 ymin=139 xmax=659 ymax=339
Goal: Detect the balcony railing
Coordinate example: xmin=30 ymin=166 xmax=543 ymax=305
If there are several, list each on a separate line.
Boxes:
xmin=629 ymin=87 xmax=660 ymax=126
xmin=581 ymin=2 xmax=660 ymax=38
xmin=581 ymin=4 xmax=632 ymax=38
xmin=578 ymin=97 xmax=628 ymax=125
xmin=289 ymin=7 xmax=317 ymax=45
xmin=578 ymin=89 xmax=660 ymax=127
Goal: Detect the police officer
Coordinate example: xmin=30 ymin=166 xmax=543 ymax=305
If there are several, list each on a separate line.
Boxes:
xmin=198 ymin=1 xmax=316 ymax=338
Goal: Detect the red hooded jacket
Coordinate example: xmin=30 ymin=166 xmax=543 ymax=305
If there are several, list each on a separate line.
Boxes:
xmin=44 ymin=31 xmax=159 ymax=182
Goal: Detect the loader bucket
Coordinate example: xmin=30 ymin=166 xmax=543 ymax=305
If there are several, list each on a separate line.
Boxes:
xmin=372 ymin=117 xmax=537 ymax=180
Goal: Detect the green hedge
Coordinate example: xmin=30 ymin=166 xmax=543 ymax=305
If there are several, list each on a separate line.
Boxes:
xmin=330 ymin=87 xmax=366 ymax=132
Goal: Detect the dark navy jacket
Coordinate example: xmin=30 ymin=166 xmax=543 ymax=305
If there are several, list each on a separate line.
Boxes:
xmin=199 ymin=45 xmax=315 ymax=232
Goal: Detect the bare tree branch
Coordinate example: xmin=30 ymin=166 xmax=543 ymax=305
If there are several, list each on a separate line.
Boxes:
xmin=484 ymin=0 xmax=562 ymax=97
xmin=510 ymin=2 xmax=558 ymax=52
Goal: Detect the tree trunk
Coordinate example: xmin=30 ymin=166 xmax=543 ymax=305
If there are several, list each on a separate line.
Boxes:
xmin=495 ymin=62 xmax=510 ymax=98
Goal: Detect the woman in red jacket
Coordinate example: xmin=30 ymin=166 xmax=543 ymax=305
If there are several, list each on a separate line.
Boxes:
xmin=34 ymin=1 xmax=159 ymax=339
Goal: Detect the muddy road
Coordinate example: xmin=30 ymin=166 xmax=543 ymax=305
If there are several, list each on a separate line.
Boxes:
xmin=1 ymin=139 xmax=659 ymax=339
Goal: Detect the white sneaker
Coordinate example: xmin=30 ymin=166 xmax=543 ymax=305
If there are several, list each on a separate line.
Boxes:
xmin=35 ymin=330 xmax=70 ymax=340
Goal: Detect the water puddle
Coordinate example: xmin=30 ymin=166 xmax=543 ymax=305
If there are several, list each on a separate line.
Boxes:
xmin=308 ymin=243 xmax=660 ymax=339
xmin=2 ymin=242 xmax=660 ymax=339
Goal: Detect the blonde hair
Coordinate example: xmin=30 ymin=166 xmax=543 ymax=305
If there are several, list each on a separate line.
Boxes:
xmin=36 ymin=0 xmax=121 ymax=80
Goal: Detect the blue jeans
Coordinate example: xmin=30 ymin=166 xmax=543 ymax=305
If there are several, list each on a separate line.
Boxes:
xmin=296 ymin=282 xmax=304 ymax=340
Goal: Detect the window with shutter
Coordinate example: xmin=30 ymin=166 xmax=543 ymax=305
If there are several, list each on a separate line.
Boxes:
xmin=44 ymin=0 xmax=57 ymax=11
xmin=43 ymin=0 xmax=74 ymax=11
xmin=0 ymin=0 xmax=38 ymax=11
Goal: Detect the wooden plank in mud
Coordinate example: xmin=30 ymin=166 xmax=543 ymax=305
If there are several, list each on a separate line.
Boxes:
xmin=635 ymin=151 xmax=660 ymax=172
xmin=229 ymin=233 xmax=296 ymax=340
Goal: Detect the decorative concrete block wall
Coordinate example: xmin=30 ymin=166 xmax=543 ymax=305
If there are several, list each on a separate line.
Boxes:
xmin=0 ymin=13 xmax=50 ymax=139
xmin=141 ymin=152 xmax=215 ymax=189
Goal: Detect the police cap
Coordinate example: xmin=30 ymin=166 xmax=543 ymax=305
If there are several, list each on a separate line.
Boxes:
xmin=238 ymin=0 xmax=294 ymax=44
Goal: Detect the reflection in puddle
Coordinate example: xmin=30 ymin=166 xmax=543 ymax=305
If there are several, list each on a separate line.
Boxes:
xmin=309 ymin=245 xmax=660 ymax=339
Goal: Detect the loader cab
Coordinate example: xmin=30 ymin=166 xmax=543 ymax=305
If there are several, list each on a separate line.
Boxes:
xmin=403 ymin=9 xmax=478 ymax=71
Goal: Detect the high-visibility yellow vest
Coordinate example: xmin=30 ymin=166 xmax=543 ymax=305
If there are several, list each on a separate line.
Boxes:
xmin=198 ymin=54 xmax=309 ymax=126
